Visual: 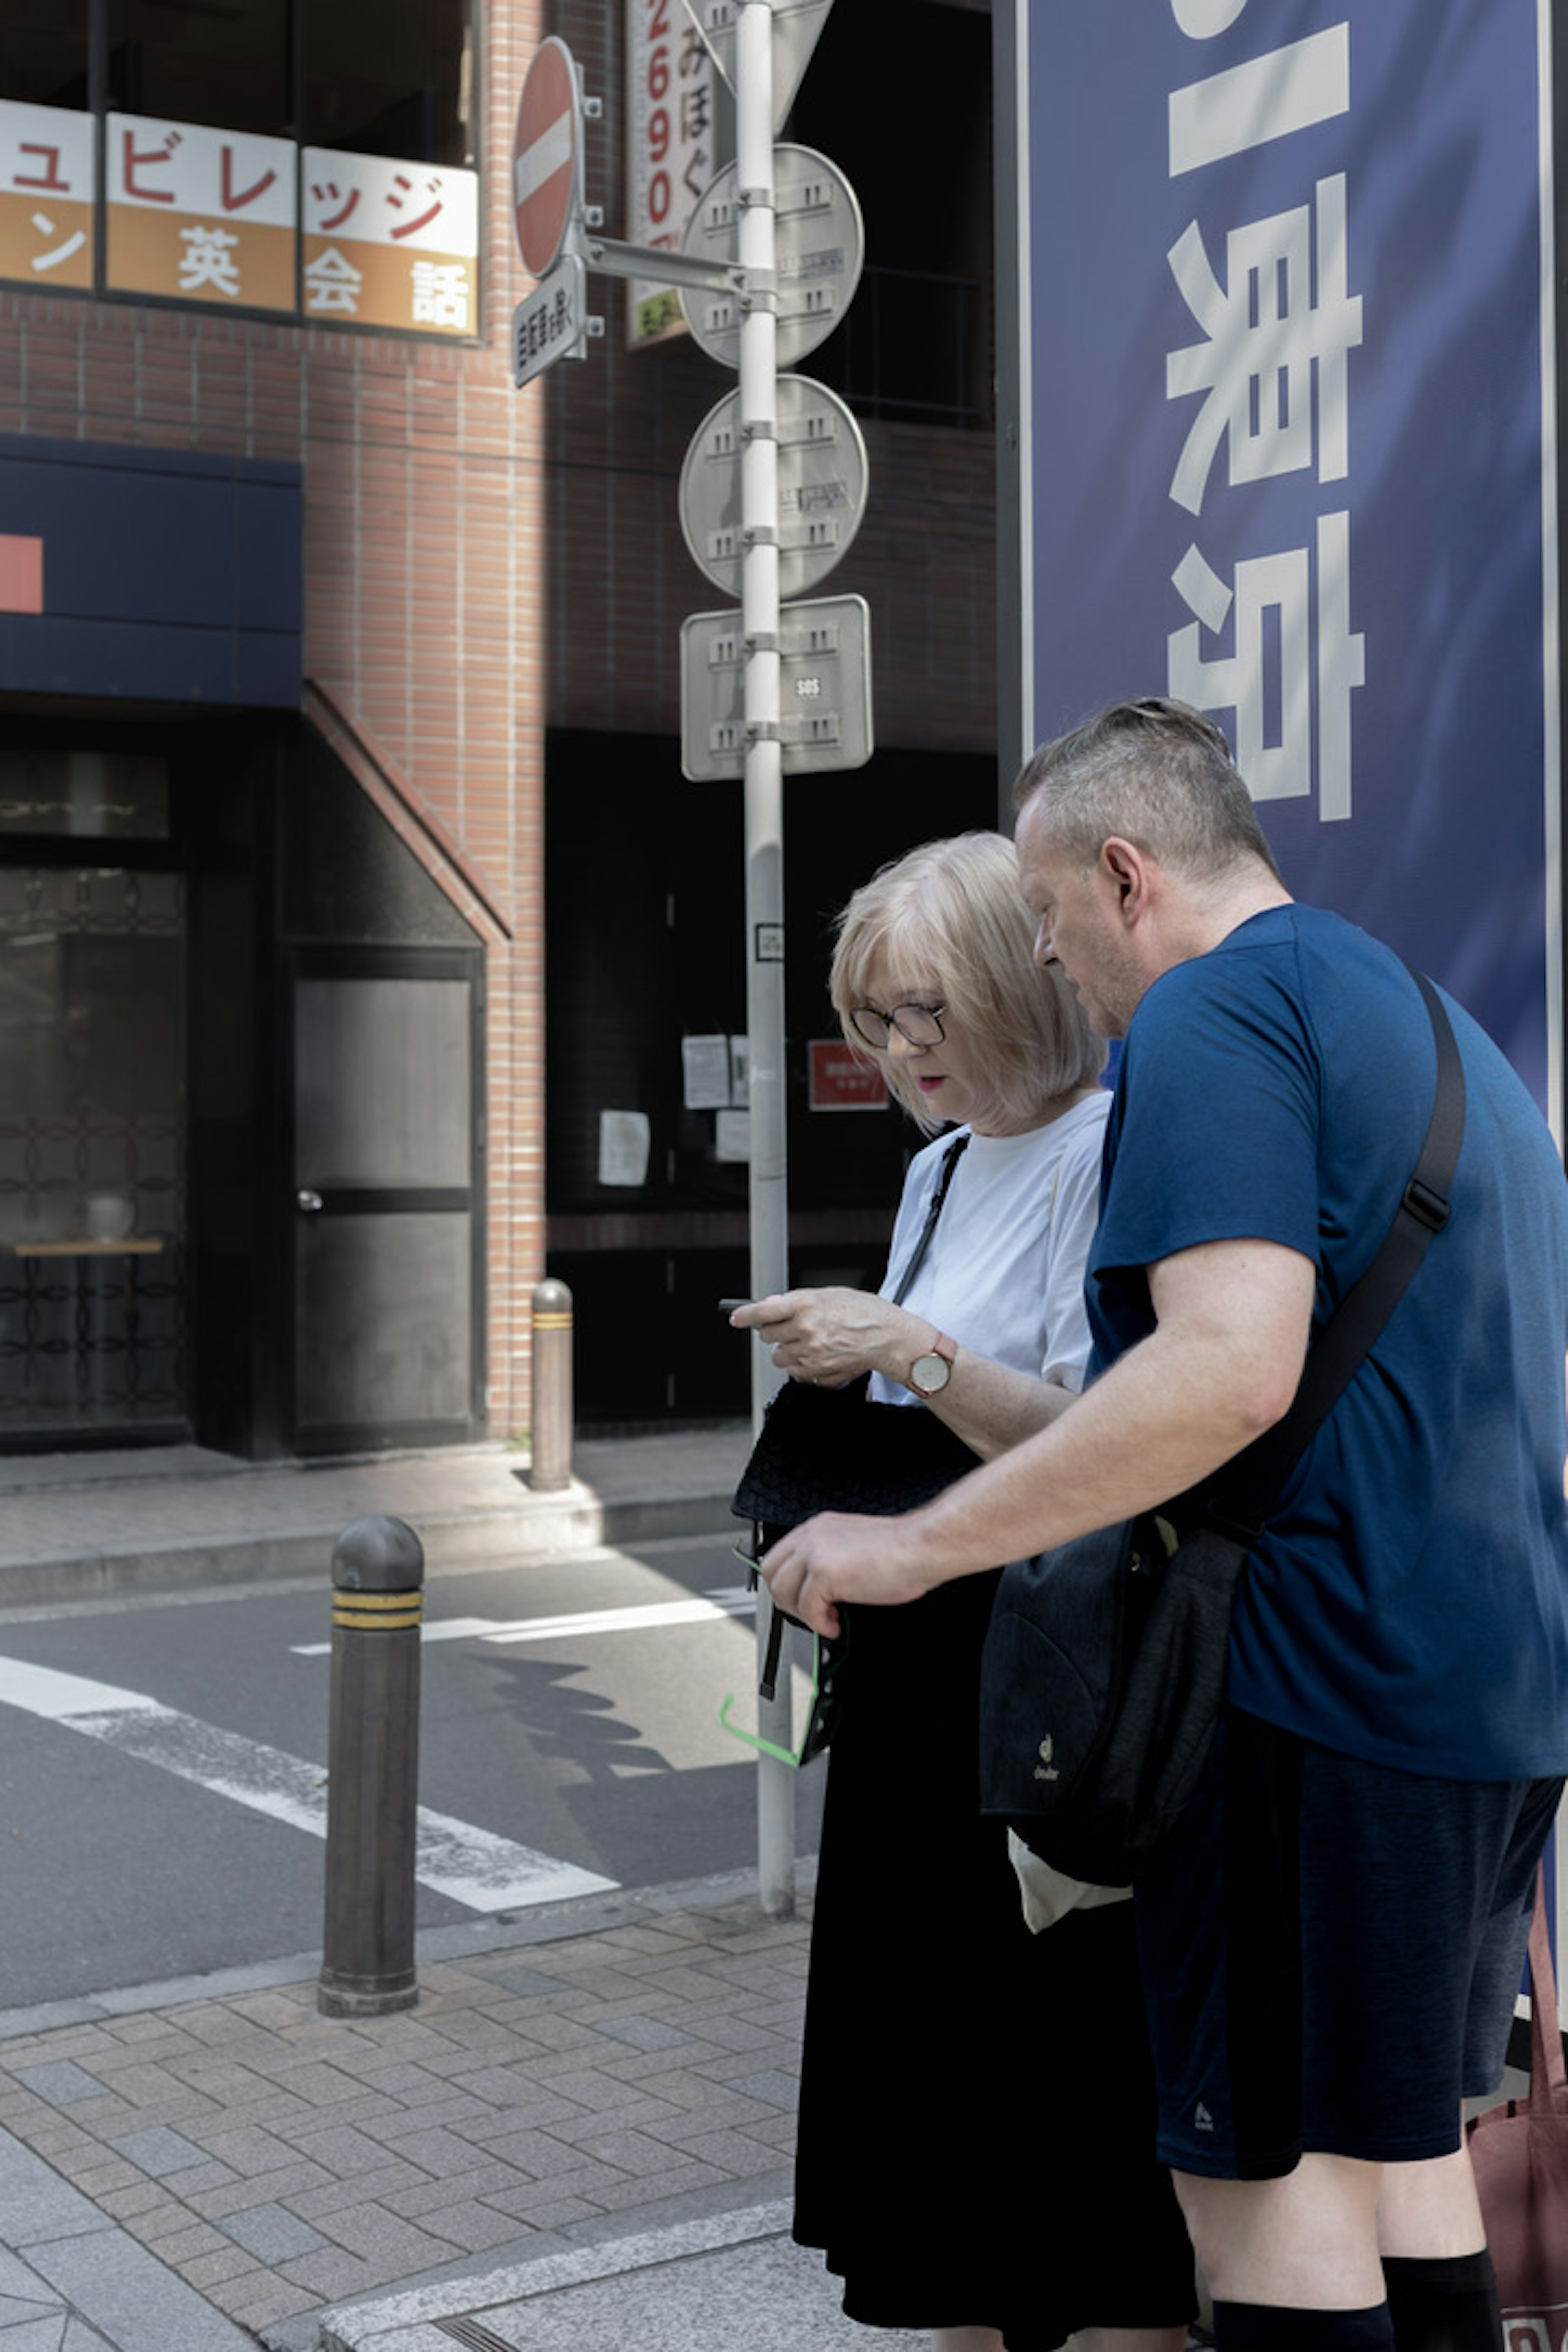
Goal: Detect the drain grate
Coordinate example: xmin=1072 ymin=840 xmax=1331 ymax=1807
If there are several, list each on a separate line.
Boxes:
xmin=437 ymin=2319 xmax=517 ymax=2352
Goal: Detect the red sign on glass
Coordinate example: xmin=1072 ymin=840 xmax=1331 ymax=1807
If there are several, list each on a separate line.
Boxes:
xmin=809 ymin=1040 xmax=888 ymax=1112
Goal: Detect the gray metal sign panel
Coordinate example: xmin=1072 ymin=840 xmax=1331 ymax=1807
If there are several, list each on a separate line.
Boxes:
xmin=680 ymin=593 xmax=873 ymax=780
xmin=679 ymin=146 xmax=864 ymax=371
xmin=680 ymin=0 xmax=833 ymax=133
xmin=678 ymin=374 xmax=869 ymax=602
xmin=511 ymin=252 xmax=587 ymax=388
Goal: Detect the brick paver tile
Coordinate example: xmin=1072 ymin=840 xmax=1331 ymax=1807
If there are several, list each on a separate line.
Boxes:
xmin=189 ymin=2167 xmax=332 ymax=2221
xmin=351 ymin=2089 xmax=507 ymax=2140
xmin=180 ymin=2119 xmax=304 ymax=2174
xmin=541 ymin=2094 xmax=690 ymax=2147
xmin=278 ymin=2160 xmax=434 ymax=2218
xmin=673 ymin=2126 xmax=797 ymax=2176
xmin=96 ymin=2180 xmax=182 ymax=2221
xmin=277 ymin=2244 xmax=407 ymax=2301
xmin=179 ymin=2246 xmax=264 ymax=2290
xmin=276 ymin=2121 xmax=407 ymax=2174
xmin=152 ymin=2218 xmax=238 ymax=2265
xmin=437 ymin=2077 xmax=584 ymax=2129
xmin=420 ymin=2199 xmax=534 ymax=2254
xmin=483 ymin=2192 xmax=597 ymax=2231
xmin=569 ymin=2126 xmax=703 ymax=2178
xmin=480 ymin=2160 xmax=631 ymax=2217
xmin=312 ymin=2201 xmax=466 ymax=2267
xmin=207 ymin=2270 xmax=322 ymax=2327
xmin=586 ymin=2162 xmax=736 ymax=2214
xmin=376 ymin=2160 xmax=521 ymax=2220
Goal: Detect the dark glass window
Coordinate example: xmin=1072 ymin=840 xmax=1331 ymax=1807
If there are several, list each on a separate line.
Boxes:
xmin=0 ymin=752 xmax=170 ymax=841
xmin=304 ymin=0 xmax=474 ymax=168
xmin=107 ymin=0 xmax=290 ymax=140
xmin=0 ymin=13 xmax=91 ymax=110
xmin=790 ymin=0 xmax=993 ymax=429
xmin=4 ymin=4 xmax=474 ymax=165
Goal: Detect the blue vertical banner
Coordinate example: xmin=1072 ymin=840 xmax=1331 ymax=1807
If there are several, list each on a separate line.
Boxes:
xmin=1008 ymin=0 xmax=1559 ymax=1116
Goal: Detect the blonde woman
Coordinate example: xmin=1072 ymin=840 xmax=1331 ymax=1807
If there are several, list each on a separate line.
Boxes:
xmin=733 ymin=834 xmax=1194 ymax=2352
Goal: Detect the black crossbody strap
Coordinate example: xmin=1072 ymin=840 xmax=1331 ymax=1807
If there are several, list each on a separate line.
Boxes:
xmin=1209 ymin=966 xmax=1465 ymax=1536
xmin=890 ymin=1130 xmax=971 ymax=1306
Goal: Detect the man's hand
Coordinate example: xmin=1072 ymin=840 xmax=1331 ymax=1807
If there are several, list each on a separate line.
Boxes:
xmin=759 ymin=1510 xmax=935 ymax=1637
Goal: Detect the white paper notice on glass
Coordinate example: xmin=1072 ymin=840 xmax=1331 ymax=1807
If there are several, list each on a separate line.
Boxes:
xmin=598 ymin=1110 xmax=652 ymax=1187
xmin=728 ymin=1034 xmax=750 ymax=1107
xmin=682 ymin=1033 xmax=732 ymax=1112
xmin=715 ymin=1109 xmax=751 ymax=1163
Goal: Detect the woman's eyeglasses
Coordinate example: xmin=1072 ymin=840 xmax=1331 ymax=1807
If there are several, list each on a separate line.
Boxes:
xmin=848 ymin=1002 xmax=946 ymax=1051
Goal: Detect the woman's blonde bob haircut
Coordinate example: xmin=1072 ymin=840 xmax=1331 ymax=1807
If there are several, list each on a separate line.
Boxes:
xmin=829 ymin=831 xmax=1107 ymax=1136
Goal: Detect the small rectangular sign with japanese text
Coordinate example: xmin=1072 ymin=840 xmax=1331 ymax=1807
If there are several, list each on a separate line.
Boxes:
xmin=303 ymin=149 xmax=478 ymax=337
xmin=0 ymin=101 xmax=94 ymax=291
xmin=106 ymin=114 xmax=295 ymax=312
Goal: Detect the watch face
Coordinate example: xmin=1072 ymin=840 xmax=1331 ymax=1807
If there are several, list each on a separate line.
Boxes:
xmin=911 ymin=1351 xmax=950 ymax=1395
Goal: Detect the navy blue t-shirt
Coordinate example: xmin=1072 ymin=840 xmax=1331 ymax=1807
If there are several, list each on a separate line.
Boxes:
xmin=1086 ymin=903 xmax=1568 ymax=1780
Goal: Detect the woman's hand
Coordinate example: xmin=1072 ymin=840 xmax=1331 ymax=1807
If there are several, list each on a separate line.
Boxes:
xmin=730 ymin=1288 xmax=922 ymax=1389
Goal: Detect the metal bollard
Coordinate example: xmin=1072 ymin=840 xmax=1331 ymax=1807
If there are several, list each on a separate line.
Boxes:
xmin=318 ymin=1516 xmax=424 ymax=2020
xmin=528 ymin=1276 xmax=574 ymax=1491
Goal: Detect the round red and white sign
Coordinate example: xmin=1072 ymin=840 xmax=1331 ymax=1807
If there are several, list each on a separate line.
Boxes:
xmin=512 ymin=36 xmax=580 ymax=280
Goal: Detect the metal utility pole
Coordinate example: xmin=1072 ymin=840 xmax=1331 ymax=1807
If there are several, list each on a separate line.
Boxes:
xmin=735 ymin=0 xmax=795 ymax=1919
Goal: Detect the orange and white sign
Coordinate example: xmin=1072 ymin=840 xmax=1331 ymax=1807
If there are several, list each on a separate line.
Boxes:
xmin=303 ymin=150 xmax=478 ymax=336
xmin=0 ymin=101 xmax=94 ymax=292
xmin=106 ymin=114 xmax=295 ymax=312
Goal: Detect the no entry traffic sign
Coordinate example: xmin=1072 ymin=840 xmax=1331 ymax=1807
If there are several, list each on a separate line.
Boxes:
xmin=512 ymin=36 xmax=581 ymax=280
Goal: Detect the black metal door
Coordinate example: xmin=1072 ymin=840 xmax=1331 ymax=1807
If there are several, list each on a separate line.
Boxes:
xmin=288 ymin=945 xmax=484 ymax=1453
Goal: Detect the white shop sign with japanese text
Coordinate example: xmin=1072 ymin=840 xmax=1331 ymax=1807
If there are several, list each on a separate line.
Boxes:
xmin=626 ymin=0 xmax=717 ymax=347
xmin=0 ymin=102 xmax=94 ymax=291
xmin=1002 ymin=0 xmax=1558 ymax=1117
xmin=303 ymin=151 xmax=479 ymax=337
xmin=106 ymin=113 xmax=296 ymax=313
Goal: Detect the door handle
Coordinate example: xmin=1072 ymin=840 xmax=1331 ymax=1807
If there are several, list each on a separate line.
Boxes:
xmin=296 ymin=1189 xmax=323 ymax=1213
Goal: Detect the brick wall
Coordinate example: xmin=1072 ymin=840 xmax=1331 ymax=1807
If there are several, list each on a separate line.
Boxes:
xmin=0 ymin=0 xmax=551 ymax=1437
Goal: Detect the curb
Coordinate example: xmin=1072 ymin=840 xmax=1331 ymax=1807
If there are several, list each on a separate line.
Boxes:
xmin=0 ymin=1486 xmax=742 ymax=1604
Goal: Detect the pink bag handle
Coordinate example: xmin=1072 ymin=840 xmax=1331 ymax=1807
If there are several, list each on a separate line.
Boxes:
xmin=1526 ymin=1860 xmax=1567 ymax=2117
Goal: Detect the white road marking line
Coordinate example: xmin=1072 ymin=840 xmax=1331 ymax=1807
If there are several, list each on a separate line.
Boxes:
xmin=290 ymin=1588 xmax=758 ymax=1657
xmin=0 ymin=1655 xmax=616 ymax=1913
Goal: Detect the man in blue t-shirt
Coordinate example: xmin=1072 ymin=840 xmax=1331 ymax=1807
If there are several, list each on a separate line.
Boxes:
xmin=760 ymin=698 xmax=1568 ymax=2352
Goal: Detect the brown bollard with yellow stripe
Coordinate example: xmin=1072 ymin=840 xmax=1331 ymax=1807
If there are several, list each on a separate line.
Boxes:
xmin=528 ymin=1276 xmax=574 ymax=1492
xmin=318 ymin=1515 xmax=424 ymax=2019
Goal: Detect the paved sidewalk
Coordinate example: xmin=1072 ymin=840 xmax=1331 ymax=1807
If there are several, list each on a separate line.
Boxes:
xmin=0 ymin=1424 xmax=886 ymax=2346
xmin=0 ymin=1427 xmax=751 ymax=1601
xmin=0 ymin=1869 xmax=891 ymax=2352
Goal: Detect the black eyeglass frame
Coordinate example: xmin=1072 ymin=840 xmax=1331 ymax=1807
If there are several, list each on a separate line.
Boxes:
xmin=847 ymin=1001 xmax=947 ymax=1051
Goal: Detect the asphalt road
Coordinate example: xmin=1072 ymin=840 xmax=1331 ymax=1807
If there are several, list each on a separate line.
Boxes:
xmin=0 ymin=1531 xmax=826 ymax=2011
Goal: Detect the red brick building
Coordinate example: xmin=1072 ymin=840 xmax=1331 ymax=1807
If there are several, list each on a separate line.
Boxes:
xmin=0 ymin=0 xmax=997 ymax=1452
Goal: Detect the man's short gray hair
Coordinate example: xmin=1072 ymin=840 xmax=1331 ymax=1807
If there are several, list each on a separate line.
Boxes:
xmin=1012 ymin=696 xmax=1285 ymax=887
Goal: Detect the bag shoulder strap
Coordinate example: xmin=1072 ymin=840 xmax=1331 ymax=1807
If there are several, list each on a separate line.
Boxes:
xmin=1211 ymin=966 xmax=1464 ymax=1533
xmin=889 ymin=1130 xmax=970 ymax=1306
xmin=1525 ymin=1860 xmax=1568 ymax=2115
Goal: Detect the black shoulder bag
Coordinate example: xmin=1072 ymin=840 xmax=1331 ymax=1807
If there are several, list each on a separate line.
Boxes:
xmin=726 ymin=1131 xmax=981 ymax=1762
xmin=979 ymin=968 xmax=1465 ymax=1886
xmin=730 ymin=1129 xmax=980 ymax=1536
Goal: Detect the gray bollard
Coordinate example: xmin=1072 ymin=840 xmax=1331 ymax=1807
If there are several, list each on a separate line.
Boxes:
xmin=318 ymin=1515 xmax=424 ymax=2020
xmin=528 ymin=1276 xmax=574 ymax=1491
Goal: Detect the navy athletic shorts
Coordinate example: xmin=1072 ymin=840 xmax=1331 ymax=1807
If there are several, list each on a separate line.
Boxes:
xmin=1134 ymin=1707 xmax=1562 ymax=2180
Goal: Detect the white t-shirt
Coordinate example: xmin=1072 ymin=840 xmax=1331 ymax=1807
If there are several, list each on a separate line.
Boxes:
xmin=869 ymin=1090 xmax=1132 ymax=1926
xmin=868 ymin=1091 xmax=1111 ymax=1405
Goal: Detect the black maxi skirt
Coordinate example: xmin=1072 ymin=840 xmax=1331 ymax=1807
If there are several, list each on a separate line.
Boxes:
xmin=790 ymin=1567 xmax=1198 ymax=2350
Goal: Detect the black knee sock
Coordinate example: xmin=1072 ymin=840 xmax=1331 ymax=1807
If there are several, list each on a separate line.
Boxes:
xmin=1381 ymin=2251 xmax=1500 ymax=2352
xmin=1212 ymin=2301 xmax=1395 ymax=2352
